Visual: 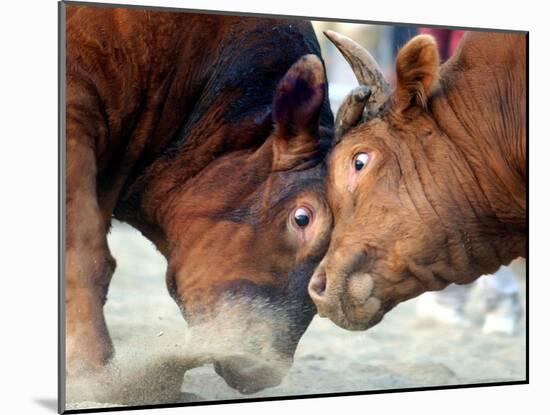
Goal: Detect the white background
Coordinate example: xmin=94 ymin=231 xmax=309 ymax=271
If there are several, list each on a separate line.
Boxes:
xmin=0 ymin=0 xmax=545 ymax=413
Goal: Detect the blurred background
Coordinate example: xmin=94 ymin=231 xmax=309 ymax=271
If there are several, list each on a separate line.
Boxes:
xmin=67 ymin=21 xmax=526 ymax=409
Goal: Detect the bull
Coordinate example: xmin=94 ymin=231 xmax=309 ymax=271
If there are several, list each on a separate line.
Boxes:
xmin=65 ymin=5 xmax=333 ymax=393
xmin=308 ymin=30 xmax=526 ymax=330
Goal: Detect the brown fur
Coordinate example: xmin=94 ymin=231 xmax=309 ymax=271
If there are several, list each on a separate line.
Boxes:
xmin=308 ymin=32 xmax=526 ymax=331
xmin=65 ymin=5 xmax=333 ymax=392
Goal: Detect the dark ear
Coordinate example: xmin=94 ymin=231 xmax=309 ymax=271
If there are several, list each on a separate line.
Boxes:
xmin=394 ymin=35 xmax=439 ymax=111
xmin=272 ymin=54 xmax=326 ymax=170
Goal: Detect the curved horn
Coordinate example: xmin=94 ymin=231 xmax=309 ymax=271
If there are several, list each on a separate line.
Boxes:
xmin=333 ymin=85 xmax=371 ymax=143
xmin=324 ymin=30 xmax=390 ymax=136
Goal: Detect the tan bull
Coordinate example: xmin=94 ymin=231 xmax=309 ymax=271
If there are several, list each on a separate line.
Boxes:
xmin=308 ymin=30 xmax=526 ymax=330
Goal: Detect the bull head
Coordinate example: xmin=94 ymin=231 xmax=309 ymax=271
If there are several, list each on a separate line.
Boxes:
xmin=164 ymin=54 xmax=333 ymax=392
xmin=308 ymin=30 xmax=525 ymax=332
xmin=308 ymin=32 xmax=455 ymax=329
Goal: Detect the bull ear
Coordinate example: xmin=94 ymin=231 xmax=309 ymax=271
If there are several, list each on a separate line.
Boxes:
xmin=272 ymin=54 xmax=326 ymax=170
xmin=394 ymin=35 xmax=439 ymax=112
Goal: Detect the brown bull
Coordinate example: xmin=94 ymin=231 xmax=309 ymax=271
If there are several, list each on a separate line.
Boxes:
xmin=308 ymin=30 xmax=526 ymax=330
xmin=65 ymin=5 xmax=333 ymax=393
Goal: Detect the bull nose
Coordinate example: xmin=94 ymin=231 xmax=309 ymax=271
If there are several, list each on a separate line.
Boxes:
xmin=214 ymin=356 xmax=288 ymax=394
xmin=308 ymin=269 xmax=337 ymax=318
xmin=309 ymin=271 xmax=327 ymax=298
xmin=308 ymin=264 xmax=383 ymax=329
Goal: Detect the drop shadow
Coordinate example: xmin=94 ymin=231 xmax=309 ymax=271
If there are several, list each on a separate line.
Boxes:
xmin=34 ymin=398 xmax=58 ymax=413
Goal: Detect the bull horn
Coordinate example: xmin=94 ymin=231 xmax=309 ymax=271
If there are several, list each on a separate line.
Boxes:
xmin=324 ymin=30 xmax=390 ymax=138
xmin=333 ymin=85 xmax=371 ymax=143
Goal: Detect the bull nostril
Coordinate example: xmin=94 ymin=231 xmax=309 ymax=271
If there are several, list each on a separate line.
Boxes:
xmin=309 ymin=272 xmax=327 ymax=298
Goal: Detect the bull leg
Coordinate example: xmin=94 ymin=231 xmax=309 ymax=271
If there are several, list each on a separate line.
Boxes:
xmin=65 ymin=136 xmax=115 ymax=375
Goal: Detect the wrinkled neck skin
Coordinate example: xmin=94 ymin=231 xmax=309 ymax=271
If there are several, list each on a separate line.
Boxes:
xmin=409 ymin=34 xmax=526 ymax=284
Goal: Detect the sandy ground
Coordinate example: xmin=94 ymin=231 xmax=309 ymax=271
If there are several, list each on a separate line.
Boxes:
xmin=65 ymin=221 xmax=526 ymax=410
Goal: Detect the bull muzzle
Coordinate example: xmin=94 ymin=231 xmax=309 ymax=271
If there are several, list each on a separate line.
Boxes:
xmin=308 ymin=262 xmax=384 ymax=330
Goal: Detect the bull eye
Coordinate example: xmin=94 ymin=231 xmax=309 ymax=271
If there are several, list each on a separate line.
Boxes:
xmin=353 ymin=152 xmax=369 ymax=171
xmin=293 ymin=207 xmax=311 ymax=228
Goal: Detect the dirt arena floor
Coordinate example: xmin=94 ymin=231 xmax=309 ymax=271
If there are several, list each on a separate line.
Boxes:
xmin=65 ymin=221 xmax=526 ymax=410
